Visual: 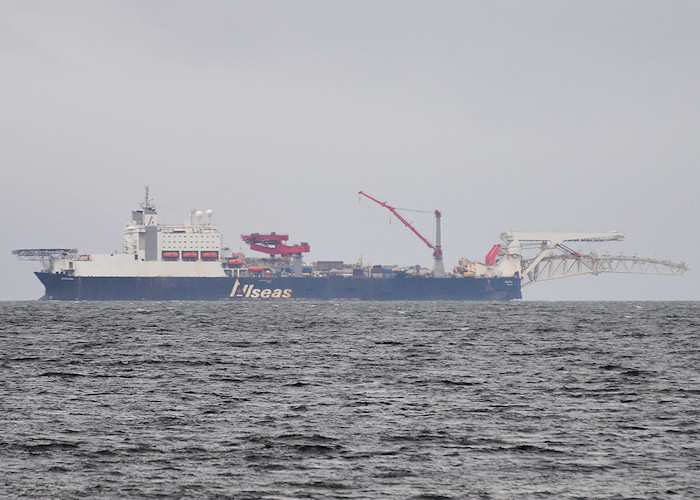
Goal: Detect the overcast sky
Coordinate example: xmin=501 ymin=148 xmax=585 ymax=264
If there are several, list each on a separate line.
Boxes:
xmin=2 ymin=0 xmax=698 ymax=301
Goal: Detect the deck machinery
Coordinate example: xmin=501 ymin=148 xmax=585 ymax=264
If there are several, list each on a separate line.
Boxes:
xmin=474 ymin=231 xmax=688 ymax=286
xmin=241 ymin=233 xmax=310 ymax=277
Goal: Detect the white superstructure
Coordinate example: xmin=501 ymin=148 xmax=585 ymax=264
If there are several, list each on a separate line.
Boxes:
xmin=39 ymin=188 xmax=229 ymax=278
xmin=123 ymin=188 xmax=222 ymax=261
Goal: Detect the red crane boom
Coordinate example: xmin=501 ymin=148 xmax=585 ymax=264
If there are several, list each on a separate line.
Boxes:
xmin=358 ymin=191 xmax=442 ymax=259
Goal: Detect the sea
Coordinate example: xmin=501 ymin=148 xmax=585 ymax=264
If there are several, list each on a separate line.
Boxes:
xmin=0 ymin=300 xmax=697 ymax=499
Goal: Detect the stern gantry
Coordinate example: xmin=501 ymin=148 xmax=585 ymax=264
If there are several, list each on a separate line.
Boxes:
xmin=491 ymin=231 xmax=688 ymax=287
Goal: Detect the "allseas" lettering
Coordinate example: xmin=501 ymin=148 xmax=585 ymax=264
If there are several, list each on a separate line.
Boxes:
xmin=230 ymin=279 xmax=292 ymax=299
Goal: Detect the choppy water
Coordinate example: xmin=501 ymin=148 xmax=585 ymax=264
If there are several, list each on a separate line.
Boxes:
xmin=1 ymin=301 xmax=698 ymax=498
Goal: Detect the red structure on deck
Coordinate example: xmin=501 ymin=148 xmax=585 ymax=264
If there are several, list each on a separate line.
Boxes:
xmin=241 ymin=233 xmax=310 ymax=256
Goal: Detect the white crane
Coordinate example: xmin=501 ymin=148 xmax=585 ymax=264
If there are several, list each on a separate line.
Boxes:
xmin=481 ymin=231 xmax=688 ymax=287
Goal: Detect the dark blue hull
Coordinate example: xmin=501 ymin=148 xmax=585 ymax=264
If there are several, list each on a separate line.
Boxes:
xmin=35 ymin=272 xmax=522 ymax=301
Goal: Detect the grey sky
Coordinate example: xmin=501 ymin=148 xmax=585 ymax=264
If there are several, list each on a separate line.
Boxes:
xmin=2 ymin=0 xmax=698 ymax=300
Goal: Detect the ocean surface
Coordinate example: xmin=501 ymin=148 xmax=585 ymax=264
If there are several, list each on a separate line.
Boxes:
xmin=1 ymin=301 xmax=698 ymax=499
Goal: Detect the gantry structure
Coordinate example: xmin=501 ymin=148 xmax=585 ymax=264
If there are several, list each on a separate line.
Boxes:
xmin=494 ymin=231 xmax=688 ymax=287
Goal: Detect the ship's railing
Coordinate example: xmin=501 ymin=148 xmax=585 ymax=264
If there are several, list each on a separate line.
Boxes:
xmin=158 ymin=225 xmax=220 ymax=233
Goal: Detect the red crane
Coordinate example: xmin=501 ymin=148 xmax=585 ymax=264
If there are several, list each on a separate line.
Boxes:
xmin=241 ymin=233 xmax=310 ymax=257
xmin=358 ymin=191 xmax=445 ymax=277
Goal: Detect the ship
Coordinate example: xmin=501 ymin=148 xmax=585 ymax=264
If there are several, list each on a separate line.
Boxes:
xmin=13 ymin=189 xmax=688 ymax=301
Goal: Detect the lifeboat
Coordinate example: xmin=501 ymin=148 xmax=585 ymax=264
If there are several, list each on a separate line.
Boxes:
xmin=201 ymin=251 xmax=219 ymax=261
xmin=162 ymin=251 xmax=179 ymax=260
xmin=227 ymin=258 xmax=244 ymax=267
xmin=247 ymin=266 xmax=265 ymax=273
xmin=182 ymin=251 xmax=198 ymax=260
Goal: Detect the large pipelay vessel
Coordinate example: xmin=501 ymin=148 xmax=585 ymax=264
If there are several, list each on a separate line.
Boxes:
xmin=14 ymin=189 xmax=687 ymax=301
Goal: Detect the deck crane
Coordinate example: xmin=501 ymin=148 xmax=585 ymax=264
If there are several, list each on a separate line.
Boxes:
xmin=358 ymin=191 xmax=445 ymax=277
xmin=241 ymin=233 xmax=310 ymax=277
